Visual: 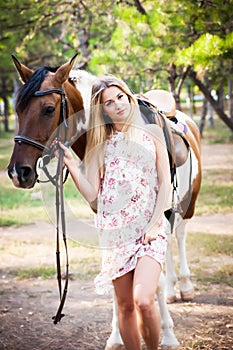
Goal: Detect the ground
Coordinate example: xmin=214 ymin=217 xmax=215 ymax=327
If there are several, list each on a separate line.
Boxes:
xmin=0 ymin=142 xmax=233 ymax=350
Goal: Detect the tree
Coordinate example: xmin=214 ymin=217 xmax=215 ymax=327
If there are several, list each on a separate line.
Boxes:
xmin=1 ymin=0 xmax=233 ymax=134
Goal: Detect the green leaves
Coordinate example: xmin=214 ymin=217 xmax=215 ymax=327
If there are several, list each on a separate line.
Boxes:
xmin=0 ymin=0 xmax=233 ymax=104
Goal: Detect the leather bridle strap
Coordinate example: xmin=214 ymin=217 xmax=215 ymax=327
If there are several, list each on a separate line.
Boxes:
xmin=34 ymin=88 xmax=65 ymax=97
xmin=14 ymin=135 xmax=50 ymax=153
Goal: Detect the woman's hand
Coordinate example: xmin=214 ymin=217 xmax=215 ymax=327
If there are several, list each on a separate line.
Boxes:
xmin=57 ymin=142 xmax=73 ymax=164
xmin=142 ymin=218 xmax=162 ymax=244
xmin=53 ymin=141 xmax=79 ymax=168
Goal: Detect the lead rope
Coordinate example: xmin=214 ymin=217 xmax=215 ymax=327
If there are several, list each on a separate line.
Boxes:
xmin=52 ymin=147 xmax=69 ymax=324
xmin=52 ymin=88 xmax=70 ymax=324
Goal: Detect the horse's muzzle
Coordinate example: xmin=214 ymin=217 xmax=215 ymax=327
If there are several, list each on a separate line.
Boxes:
xmin=8 ymin=164 xmax=37 ymax=189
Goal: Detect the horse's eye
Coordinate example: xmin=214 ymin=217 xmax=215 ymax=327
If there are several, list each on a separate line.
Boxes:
xmin=45 ymin=106 xmax=55 ymax=115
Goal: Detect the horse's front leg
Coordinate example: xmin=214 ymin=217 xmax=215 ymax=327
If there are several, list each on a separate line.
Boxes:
xmin=165 ymin=227 xmax=178 ymax=303
xmin=176 ymin=219 xmax=194 ymax=301
xmin=157 ymin=271 xmax=180 ymax=348
xmin=105 ymin=291 xmax=124 ymax=350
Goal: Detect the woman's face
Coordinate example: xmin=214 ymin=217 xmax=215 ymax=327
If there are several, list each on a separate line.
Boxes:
xmin=101 ymin=86 xmax=131 ymax=130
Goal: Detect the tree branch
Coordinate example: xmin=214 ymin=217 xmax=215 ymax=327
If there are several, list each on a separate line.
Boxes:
xmin=189 ymin=68 xmax=233 ymax=131
xmin=133 ymin=0 xmax=147 ymax=15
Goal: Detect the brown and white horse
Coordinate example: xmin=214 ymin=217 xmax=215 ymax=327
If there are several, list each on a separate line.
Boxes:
xmin=8 ymin=55 xmax=201 ymax=349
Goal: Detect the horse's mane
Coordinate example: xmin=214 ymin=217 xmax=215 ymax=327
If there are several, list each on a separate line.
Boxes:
xmin=16 ymin=66 xmax=59 ymax=112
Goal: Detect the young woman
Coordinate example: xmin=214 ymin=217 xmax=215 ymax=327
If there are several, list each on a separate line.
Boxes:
xmin=57 ymin=76 xmax=171 ymax=350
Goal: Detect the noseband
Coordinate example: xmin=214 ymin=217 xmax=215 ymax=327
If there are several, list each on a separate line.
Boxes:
xmin=14 ymin=87 xmax=69 ymax=154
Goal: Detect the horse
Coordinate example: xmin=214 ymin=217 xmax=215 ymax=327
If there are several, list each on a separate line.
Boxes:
xmin=8 ymin=54 xmax=201 ymax=349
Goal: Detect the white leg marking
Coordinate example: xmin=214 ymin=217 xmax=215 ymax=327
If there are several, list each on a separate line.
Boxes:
xmin=176 ymin=219 xmax=194 ymax=301
xmin=157 ymin=272 xmax=180 ymax=347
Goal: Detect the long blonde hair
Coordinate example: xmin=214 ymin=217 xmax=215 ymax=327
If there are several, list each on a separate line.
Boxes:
xmin=85 ymin=76 xmax=144 ymax=172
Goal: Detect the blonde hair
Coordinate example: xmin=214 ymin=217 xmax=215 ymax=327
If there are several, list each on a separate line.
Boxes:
xmin=85 ymin=76 xmax=144 ymax=173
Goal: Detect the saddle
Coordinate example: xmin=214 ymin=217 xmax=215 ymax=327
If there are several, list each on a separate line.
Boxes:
xmin=137 ymin=96 xmax=191 ymax=226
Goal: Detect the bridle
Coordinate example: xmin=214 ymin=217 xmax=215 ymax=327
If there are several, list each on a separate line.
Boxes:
xmin=14 ymin=87 xmax=69 ymax=155
xmin=15 ymin=86 xmax=71 ymax=324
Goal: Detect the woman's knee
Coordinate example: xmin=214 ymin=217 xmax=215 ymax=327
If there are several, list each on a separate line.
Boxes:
xmin=134 ymin=294 xmax=154 ymax=316
xmin=118 ymin=301 xmax=135 ymax=317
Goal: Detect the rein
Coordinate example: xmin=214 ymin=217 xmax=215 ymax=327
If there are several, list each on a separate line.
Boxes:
xmin=15 ymin=87 xmax=70 ymax=324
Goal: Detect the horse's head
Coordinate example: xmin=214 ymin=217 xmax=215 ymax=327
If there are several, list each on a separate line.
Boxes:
xmin=8 ymin=54 xmax=85 ymax=188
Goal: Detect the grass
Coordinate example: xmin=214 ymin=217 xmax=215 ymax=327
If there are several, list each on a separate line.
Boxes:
xmin=202 ymin=121 xmax=233 ymax=144
xmin=0 ymin=173 xmax=50 ymax=226
xmin=195 ymin=184 xmax=233 ymax=215
xmin=70 ymin=256 xmax=101 ymax=279
xmin=0 ymin=129 xmax=14 ymax=170
xmin=195 ymin=264 xmax=233 ymax=287
xmin=186 ymin=232 xmax=233 ymax=256
xmin=171 ymin=232 xmax=233 ymax=287
xmin=10 ymin=266 xmax=56 ymax=279
xmin=195 ymin=168 xmax=233 ymax=215
xmin=5 ymin=241 xmax=102 ymax=280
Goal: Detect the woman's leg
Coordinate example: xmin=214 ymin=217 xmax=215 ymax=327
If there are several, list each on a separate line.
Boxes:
xmin=133 ymin=256 xmax=161 ymax=350
xmin=112 ymin=271 xmax=142 ymax=350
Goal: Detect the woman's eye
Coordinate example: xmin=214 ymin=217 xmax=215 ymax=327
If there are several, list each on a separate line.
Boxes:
xmin=118 ymin=94 xmax=124 ymax=99
xmin=105 ymin=101 xmax=113 ymax=107
xmin=45 ymin=106 xmax=55 ymax=115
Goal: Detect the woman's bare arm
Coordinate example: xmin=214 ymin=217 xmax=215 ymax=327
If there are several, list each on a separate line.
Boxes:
xmin=143 ymin=125 xmax=171 ymax=243
xmin=57 ymin=142 xmax=101 ymax=204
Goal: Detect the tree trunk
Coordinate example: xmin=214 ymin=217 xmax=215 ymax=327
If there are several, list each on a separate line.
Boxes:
xmin=3 ymin=96 xmax=9 ymax=132
xmin=167 ymin=63 xmax=182 ymax=110
xmin=167 ymin=63 xmax=190 ymax=111
xmin=13 ymin=75 xmax=21 ymax=133
xmin=205 ymin=76 xmax=214 ymax=128
xmin=199 ymin=98 xmax=208 ymax=136
xmin=1 ymin=77 xmax=9 ymax=132
xmin=208 ymin=102 xmax=214 ymax=127
xmin=228 ymin=76 xmax=233 ymax=120
xmin=186 ymin=82 xmax=194 ymax=118
xmin=188 ymin=69 xmax=233 ymax=131
xmin=217 ymin=79 xmax=225 ymax=111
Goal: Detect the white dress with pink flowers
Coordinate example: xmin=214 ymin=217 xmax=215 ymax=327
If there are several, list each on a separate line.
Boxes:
xmin=94 ymin=130 xmax=168 ymax=295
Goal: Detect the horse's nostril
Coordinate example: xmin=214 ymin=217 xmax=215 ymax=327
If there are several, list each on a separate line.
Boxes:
xmin=18 ymin=166 xmax=32 ymax=182
xmin=8 ymin=169 xmax=13 ymax=179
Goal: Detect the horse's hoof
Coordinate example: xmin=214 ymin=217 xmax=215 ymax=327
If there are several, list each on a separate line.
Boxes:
xmin=180 ymin=289 xmax=194 ymax=301
xmin=167 ymin=295 xmax=177 ymax=304
xmin=105 ymin=345 xmax=125 ymax=350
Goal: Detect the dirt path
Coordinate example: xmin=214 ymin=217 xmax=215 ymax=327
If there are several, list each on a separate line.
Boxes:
xmin=0 ymin=142 xmax=233 ymax=349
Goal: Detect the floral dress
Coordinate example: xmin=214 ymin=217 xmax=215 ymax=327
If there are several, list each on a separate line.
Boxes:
xmin=94 ymin=130 xmax=168 ymax=294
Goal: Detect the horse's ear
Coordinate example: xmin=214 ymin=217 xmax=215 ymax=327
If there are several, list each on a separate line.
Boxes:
xmin=54 ymin=53 xmax=79 ymax=85
xmin=12 ymin=55 xmax=34 ymax=83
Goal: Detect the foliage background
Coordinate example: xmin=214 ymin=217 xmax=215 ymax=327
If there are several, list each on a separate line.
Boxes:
xmin=0 ymin=0 xmax=233 ymax=132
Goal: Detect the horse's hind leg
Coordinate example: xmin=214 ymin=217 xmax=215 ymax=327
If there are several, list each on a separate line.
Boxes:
xmin=157 ymin=272 xmax=180 ymax=348
xmin=176 ymin=219 xmax=194 ymax=301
